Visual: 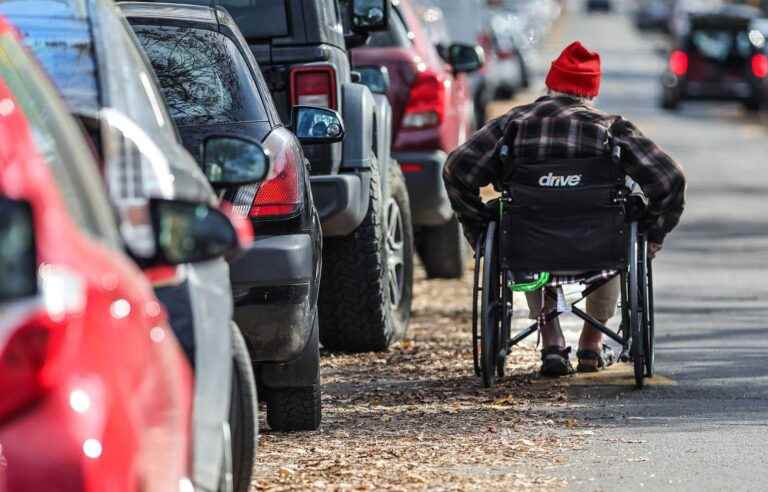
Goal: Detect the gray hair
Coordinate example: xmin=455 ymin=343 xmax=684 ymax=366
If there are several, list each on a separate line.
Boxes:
xmin=547 ymin=89 xmax=595 ymax=104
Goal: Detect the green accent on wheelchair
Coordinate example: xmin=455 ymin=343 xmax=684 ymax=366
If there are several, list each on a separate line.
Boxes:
xmin=507 ymin=272 xmax=550 ymax=292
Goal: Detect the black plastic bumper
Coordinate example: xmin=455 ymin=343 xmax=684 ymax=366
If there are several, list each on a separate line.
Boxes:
xmin=310 ymin=171 xmax=370 ymax=237
xmin=394 ymin=150 xmax=453 ymax=226
xmin=229 ymin=234 xmax=314 ymax=362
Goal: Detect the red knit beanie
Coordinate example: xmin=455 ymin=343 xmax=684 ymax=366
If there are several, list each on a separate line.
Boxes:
xmin=545 ymin=41 xmax=601 ymax=98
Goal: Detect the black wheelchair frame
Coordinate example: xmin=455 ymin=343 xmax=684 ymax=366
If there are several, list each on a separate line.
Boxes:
xmin=471 ymin=175 xmax=656 ymax=390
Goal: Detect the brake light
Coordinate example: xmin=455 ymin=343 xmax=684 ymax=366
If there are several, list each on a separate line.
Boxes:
xmin=399 ymin=163 xmax=424 ymax=173
xmin=669 ymin=50 xmax=688 ymax=77
xmin=249 ymin=143 xmax=301 ymax=218
xmin=402 ymin=70 xmax=446 ymax=129
xmin=290 ymin=66 xmax=338 ymax=109
xmin=496 ymin=49 xmax=517 ymax=61
xmin=752 ymin=53 xmax=768 ymax=78
xmin=0 ymin=314 xmax=66 ymax=421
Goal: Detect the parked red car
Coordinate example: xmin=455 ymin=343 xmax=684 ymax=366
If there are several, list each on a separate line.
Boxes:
xmin=0 ymin=18 xmax=192 ymax=492
xmin=352 ymin=0 xmax=483 ymax=278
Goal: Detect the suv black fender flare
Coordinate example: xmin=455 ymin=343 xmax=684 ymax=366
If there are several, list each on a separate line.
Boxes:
xmin=340 ymin=81 xmax=377 ymax=172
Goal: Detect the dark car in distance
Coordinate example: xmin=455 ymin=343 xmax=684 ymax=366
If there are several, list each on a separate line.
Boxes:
xmin=121 ymin=1 xmax=327 ymax=431
xmin=660 ymin=6 xmax=768 ymax=111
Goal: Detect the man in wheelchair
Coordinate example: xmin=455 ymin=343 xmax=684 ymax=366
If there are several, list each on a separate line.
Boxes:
xmin=443 ymin=42 xmax=686 ymax=379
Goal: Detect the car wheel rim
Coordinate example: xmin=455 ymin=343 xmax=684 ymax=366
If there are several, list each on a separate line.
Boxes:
xmin=385 ymin=198 xmax=404 ymax=309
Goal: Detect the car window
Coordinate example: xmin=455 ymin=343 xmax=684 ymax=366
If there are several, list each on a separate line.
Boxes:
xmin=212 ymin=0 xmax=289 ymax=39
xmin=367 ymin=6 xmax=412 ymax=48
xmin=131 ymin=24 xmax=270 ymax=126
xmin=11 ymin=16 xmax=101 ymax=114
xmin=0 ymin=37 xmax=121 ymax=248
xmin=690 ymin=29 xmax=752 ymax=60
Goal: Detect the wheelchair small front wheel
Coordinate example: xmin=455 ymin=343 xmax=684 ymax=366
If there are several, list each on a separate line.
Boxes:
xmin=480 ymin=222 xmax=501 ymax=388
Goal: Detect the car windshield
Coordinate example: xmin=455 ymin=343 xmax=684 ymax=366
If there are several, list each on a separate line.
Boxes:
xmin=690 ymin=29 xmax=753 ymax=61
xmin=131 ymin=24 xmax=268 ymax=126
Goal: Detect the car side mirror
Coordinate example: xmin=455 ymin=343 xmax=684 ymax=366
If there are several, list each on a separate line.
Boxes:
xmin=448 ymin=43 xmax=485 ymax=73
xmin=350 ymin=0 xmax=390 ymax=33
xmin=150 ymin=198 xmax=239 ymax=265
xmin=202 ymin=135 xmax=270 ymax=189
xmin=291 ymin=106 xmax=345 ymax=145
xmin=0 ymin=197 xmax=37 ymax=301
xmin=435 ymin=43 xmax=450 ymax=63
xmin=355 ymin=65 xmax=390 ymax=94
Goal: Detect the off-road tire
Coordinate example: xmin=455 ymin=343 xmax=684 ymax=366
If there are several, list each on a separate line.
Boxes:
xmin=418 ymin=216 xmax=468 ymax=279
xmin=229 ymin=323 xmax=257 ymax=492
xmin=319 ymin=160 xmax=414 ymax=352
xmin=265 ymin=383 xmax=321 ymax=432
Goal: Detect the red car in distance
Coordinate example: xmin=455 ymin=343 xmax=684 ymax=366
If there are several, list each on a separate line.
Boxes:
xmin=0 ymin=18 xmax=192 ymax=492
xmin=352 ymin=0 xmax=483 ymax=278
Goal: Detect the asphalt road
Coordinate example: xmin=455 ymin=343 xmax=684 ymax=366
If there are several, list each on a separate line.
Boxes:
xmin=533 ymin=4 xmax=768 ymax=491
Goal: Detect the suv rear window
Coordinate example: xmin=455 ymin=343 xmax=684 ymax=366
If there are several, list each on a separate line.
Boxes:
xmin=690 ymin=29 xmax=753 ymax=61
xmin=215 ymin=0 xmax=289 ymax=39
xmin=132 ymin=24 xmax=269 ymax=126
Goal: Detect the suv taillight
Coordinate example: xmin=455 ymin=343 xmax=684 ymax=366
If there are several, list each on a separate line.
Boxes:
xmin=669 ymin=50 xmax=688 ymax=77
xmin=752 ymin=53 xmax=768 ymax=78
xmin=0 ymin=314 xmax=64 ymax=421
xmin=248 ymin=141 xmax=302 ymax=218
xmin=402 ymin=70 xmax=445 ymax=129
xmin=290 ymin=66 xmax=338 ymax=109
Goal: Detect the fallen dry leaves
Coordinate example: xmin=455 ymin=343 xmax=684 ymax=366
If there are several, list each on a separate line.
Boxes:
xmin=251 ymin=261 xmax=590 ymax=491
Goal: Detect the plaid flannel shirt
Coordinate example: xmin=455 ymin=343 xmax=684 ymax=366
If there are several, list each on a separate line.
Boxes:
xmin=443 ymin=95 xmax=686 ymax=245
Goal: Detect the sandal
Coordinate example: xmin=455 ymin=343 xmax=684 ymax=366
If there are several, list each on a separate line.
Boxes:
xmin=576 ymin=345 xmax=616 ymax=373
xmin=540 ymin=346 xmax=575 ymax=377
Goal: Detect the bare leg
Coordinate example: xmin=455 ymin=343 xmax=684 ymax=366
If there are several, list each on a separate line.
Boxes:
xmin=525 ymin=288 xmax=566 ymax=348
xmin=579 ymin=277 xmax=620 ymax=352
xmin=578 ymin=320 xmax=605 ymax=352
xmin=542 ymin=317 xmax=566 ymax=349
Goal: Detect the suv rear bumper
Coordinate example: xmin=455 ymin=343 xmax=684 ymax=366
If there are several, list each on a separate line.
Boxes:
xmin=230 ymin=234 xmax=314 ymax=362
xmin=394 ymin=150 xmax=453 ymax=226
xmin=310 ymin=171 xmax=371 ymax=237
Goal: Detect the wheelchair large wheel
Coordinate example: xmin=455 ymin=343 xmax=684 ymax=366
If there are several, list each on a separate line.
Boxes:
xmin=628 ymin=222 xmax=645 ymax=389
xmin=644 ymin=244 xmax=656 ymax=378
xmin=480 ymin=222 xmax=501 ymax=388
xmin=472 ymin=236 xmax=484 ymax=377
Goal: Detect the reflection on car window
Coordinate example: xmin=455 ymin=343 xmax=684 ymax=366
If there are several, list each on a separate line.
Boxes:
xmin=691 ymin=30 xmax=752 ymax=61
xmin=367 ymin=7 xmax=412 ymax=48
xmin=132 ymin=25 xmax=268 ymax=126
xmin=14 ymin=17 xmax=101 ymax=114
xmin=0 ymin=38 xmax=121 ymax=248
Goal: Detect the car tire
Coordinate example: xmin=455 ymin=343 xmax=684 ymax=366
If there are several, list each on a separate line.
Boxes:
xmin=263 ymin=316 xmax=322 ymax=431
xmin=319 ymin=160 xmax=414 ymax=352
xmin=742 ymin=98 xmax=761 ymax=112
xmin=229 ymin=323 xmax=257 ymax=492
xmin=418 ymin=215 xmax=468 ymax=279
xmin=660 ymin=90 xmax=679 ymax=110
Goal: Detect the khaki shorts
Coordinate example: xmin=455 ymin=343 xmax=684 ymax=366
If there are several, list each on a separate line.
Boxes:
xmin=524 ymin=276 xmax=620 ymax=322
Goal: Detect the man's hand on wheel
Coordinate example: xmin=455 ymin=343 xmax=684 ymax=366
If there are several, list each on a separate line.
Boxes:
xmin=649 ymin=242 xmax=663 ymax=259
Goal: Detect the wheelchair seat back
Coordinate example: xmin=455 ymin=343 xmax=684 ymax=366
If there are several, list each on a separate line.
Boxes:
xmin=500 ymin=155 xmax=628 ymax=272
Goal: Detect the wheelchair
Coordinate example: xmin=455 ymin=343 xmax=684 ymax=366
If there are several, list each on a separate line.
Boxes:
xmin=471 ymin=147 xmax=655 ymax=389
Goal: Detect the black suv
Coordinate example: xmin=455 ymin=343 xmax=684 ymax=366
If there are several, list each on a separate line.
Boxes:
xmin=120 ymin=1 xmax=338 ymax=432
xmin=660 ymin=5 xmax=767 ymax=111
xmin=133 ymin=0 xmax=414 ymax=353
